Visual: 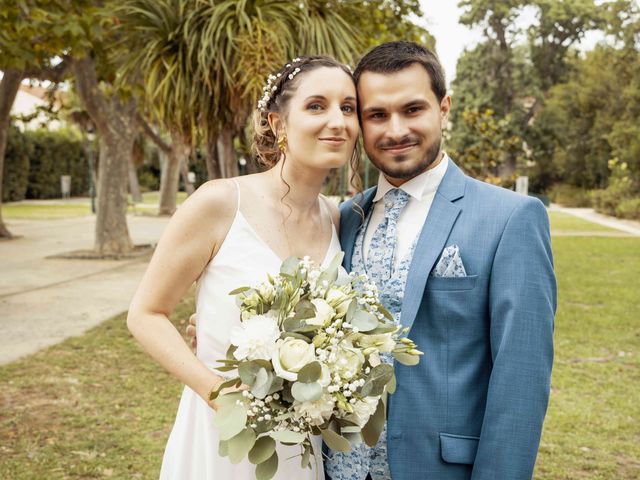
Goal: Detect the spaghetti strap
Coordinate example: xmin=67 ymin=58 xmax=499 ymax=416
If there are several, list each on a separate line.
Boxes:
xmin=319 ymin=195 xmax=338 ymax=233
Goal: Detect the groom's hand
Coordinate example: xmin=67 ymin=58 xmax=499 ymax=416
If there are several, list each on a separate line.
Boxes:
xmin=186 ymin=313 xmax=197 ymax=351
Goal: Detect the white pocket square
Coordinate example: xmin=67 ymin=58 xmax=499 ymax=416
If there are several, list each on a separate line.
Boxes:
xmin=431 ymin=244 xmax=467 ymax=278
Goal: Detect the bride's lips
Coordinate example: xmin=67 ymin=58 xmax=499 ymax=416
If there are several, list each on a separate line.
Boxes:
xmin=319 ymin=137 xmax=346 ymax=147
xmin=381 ymin=143 xmax=417 ymax=155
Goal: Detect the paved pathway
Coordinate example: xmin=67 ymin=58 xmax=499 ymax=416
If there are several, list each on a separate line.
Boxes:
xmin=0 ymin=214 xmax=169 ymax=365
xmin=549 ymin=204 xmax=640 ymax=236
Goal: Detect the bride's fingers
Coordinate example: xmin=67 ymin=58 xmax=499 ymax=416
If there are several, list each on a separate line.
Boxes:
xmin=185 ymin=324 xmax=197 ymax=349
xmin=189 ymin=313 xmax=196 ymax=327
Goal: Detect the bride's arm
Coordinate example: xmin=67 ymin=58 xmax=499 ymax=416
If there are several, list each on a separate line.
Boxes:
xmin=127 ymin=179 xmax=236 ymax=409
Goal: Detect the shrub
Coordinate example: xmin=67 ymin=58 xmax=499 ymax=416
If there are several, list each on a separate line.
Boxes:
xmin=615 ymin=198 xmax=640 ymax=220
xmin=547 ymin=184 xmax=593 ymax=207
xmin=25 ymin=129 xmax=89 ymax=199
xmin=2 ymin=127 xmax=33 ymax=202
xmin=591 ymin=159 xmax=637 ymax=217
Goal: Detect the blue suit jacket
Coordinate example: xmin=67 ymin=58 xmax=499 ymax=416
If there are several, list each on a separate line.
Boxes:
xmin=338 ymin=160 xmax=556 ymax=479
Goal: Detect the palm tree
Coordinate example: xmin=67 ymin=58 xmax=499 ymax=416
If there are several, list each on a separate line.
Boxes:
xmin=115 ymin=0 xmax=204 ymax=214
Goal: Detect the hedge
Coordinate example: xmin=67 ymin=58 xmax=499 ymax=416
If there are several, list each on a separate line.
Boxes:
xmin=2 ymin=128 xmax=90 ymax=201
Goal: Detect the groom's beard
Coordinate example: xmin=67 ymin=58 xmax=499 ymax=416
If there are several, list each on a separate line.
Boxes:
xmin=370 ymin=130 xmax=442 ymax=181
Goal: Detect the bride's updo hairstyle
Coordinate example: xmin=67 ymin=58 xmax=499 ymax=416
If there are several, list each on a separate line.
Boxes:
xmin=252 ymin=56 xmax=361 ymax=187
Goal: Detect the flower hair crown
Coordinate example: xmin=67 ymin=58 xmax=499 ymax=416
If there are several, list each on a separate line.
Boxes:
xmin=257 ymin=57 xmax=303 ymax=112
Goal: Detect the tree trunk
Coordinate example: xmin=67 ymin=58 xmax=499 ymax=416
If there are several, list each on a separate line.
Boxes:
xmin=159 ymin=129 xmax=191 ymax=215
xmin=73 ymin=56 xmax=136 ymax=255
xmin=128 ymin=156 xmax=143 ymax=203
xmin=0 ymin=69 xmax=24 ymax=239
xmin=180 ymin=156 xmax=195 ymax=195
xmin=217 ymin=126 xmax=237 ymax=178
xmin=205 ymin=133 xmax=220 ymax=180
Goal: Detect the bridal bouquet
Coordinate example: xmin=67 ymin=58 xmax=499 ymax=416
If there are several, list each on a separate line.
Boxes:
xmin=210 ymin=253 xmax=422 ymax=480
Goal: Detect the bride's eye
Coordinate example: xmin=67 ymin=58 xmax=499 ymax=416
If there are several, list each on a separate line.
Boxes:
xmin=308 ymin=103 xmax=323 ymax=111
xmin=341 ymin=104 xmax=355 ymax=114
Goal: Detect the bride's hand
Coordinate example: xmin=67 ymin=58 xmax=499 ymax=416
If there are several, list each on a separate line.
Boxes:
xmin=207 ymin=378 xmax=249 ymax=411
xmin=186 ymin=314 xmax=197 ymax=351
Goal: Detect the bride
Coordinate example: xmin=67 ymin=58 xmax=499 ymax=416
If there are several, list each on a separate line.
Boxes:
xmin=127 ymin=55 xmax=359 ymax=479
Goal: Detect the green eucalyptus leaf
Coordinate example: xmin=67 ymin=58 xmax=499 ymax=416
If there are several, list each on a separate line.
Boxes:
xmin=350 ymin=310 xmax=378 ymax=332
xmin=255 ymin=451 xmax=279 ymax=480
xmin=362 ymin=398 xmax=385 ymax=447
xmin=296 ymin=361 xmax=322 ymax=383
xmin=345 ymin=299 xmax=357 ymax=323
xmin=368 ymin=323 xmax=398 ymax=335
xmin=267 ymin=375 xmax=284 ymax=395
xmin=291 ymin=381 xmax=322 ymax=402
xmin=270 ymin=429 xmax=306 ymax=444
xmin=293 ymin=299 xmax=316 ymax=320
xmin=361 ymin=364 xmax=394 ymax=397
xmin=280 ymin=257 xmax=300 ymax=276
xmin=317 ymin=251 xmax=344 ymax=284
xmin=248 ymin=436 xmax=276 ymax=465
xmin=213 ymin=403 xmax=248 ymax=441
xmin=251 ymin=367 xmax=274 ymax=399
xmin=215 ymin=391 xmax=244 ymax=410
xmin=321 ymin=427 xmax=351 ymax=452
xmin=387 ymin=372 xmax=397 ymax=394
xmin=226 ymin=344 xmax=238 ymax=360
xmin=218 ymin=439 xmax=229 ymax=457
xmin=228 ymin=428 xmax=257 ymax=464
xmin=229 ymin=286 xmax=251 ymax=295
xmin=378 ymin=304 xmax=394 ymax=321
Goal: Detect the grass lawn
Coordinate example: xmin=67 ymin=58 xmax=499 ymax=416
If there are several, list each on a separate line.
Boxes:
xmin=1 ymin=236 xmax=638 ymax=478
xmin=2 ymin=192 xmax=188 ymax=220
xmin=548 ymin=211 xmax=619 ymax=233
xmin=2 ymin=203 xmax=93 ymax=219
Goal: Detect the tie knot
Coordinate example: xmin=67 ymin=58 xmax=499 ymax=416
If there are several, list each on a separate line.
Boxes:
xmin=382 ymin=188 xmax=410 ymax=221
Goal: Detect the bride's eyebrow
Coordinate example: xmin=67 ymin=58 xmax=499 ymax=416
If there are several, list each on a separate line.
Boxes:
xmin=303 ymin=95 xmax=357 ymax=102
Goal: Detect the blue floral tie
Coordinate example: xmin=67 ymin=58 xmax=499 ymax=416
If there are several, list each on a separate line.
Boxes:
xmin=365 ymin=188 xmax=411 ymax=283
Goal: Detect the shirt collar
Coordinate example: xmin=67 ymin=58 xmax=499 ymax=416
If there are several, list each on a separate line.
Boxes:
xmin=373 ymin=153 xmax=449 ymax=202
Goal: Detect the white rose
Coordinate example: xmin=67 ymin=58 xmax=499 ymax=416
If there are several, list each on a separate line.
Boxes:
xmin=272 ymin=337 xmax=316 ymax=381
xmin=307 ymin=299 xmax=335 ymax=327
xmin=326 ymin=288 xmax=351 ymax=317
xmin=293 ymin=393 xmax=336 ymax=426
xmin=333 ymin=343 xmax=365 ymax=380
xmin=346 ymin=397 xmax=379 ymax=427
xmin=229 ymin=315 xmax=280 ymax=361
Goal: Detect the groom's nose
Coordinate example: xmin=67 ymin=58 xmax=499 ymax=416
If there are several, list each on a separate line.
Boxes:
xmin=387 ymin=113 xmax=409 ymax=140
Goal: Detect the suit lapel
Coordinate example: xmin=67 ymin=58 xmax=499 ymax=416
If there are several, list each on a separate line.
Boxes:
xmin=400 ymin=161 xmax=467 ymax=331
xmin=340 ymin=188 xmax=377 ymax=271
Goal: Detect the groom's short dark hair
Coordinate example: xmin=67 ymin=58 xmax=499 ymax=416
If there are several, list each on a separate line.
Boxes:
xmin=354 ymin=41 xmax=447 ymax=102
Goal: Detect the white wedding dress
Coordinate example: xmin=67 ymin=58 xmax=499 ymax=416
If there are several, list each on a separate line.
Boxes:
xmin=160 ymin=183 xmax=338 ymax=479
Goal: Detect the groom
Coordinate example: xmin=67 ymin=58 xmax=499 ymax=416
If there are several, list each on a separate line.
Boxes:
xmin=323 ymin=41 xmax=556 ymax=480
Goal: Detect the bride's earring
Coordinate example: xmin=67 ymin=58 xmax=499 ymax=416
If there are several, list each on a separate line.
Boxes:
xmin=277 ymin=133 xmax=287 ymax=152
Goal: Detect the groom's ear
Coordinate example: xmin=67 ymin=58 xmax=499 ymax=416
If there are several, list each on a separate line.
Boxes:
xmin=440 ymin=95 xmax=452 ymax=129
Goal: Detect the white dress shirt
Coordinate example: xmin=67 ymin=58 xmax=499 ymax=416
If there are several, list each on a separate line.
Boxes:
xmin=363 ymin=154 xmax=449 ymax=270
